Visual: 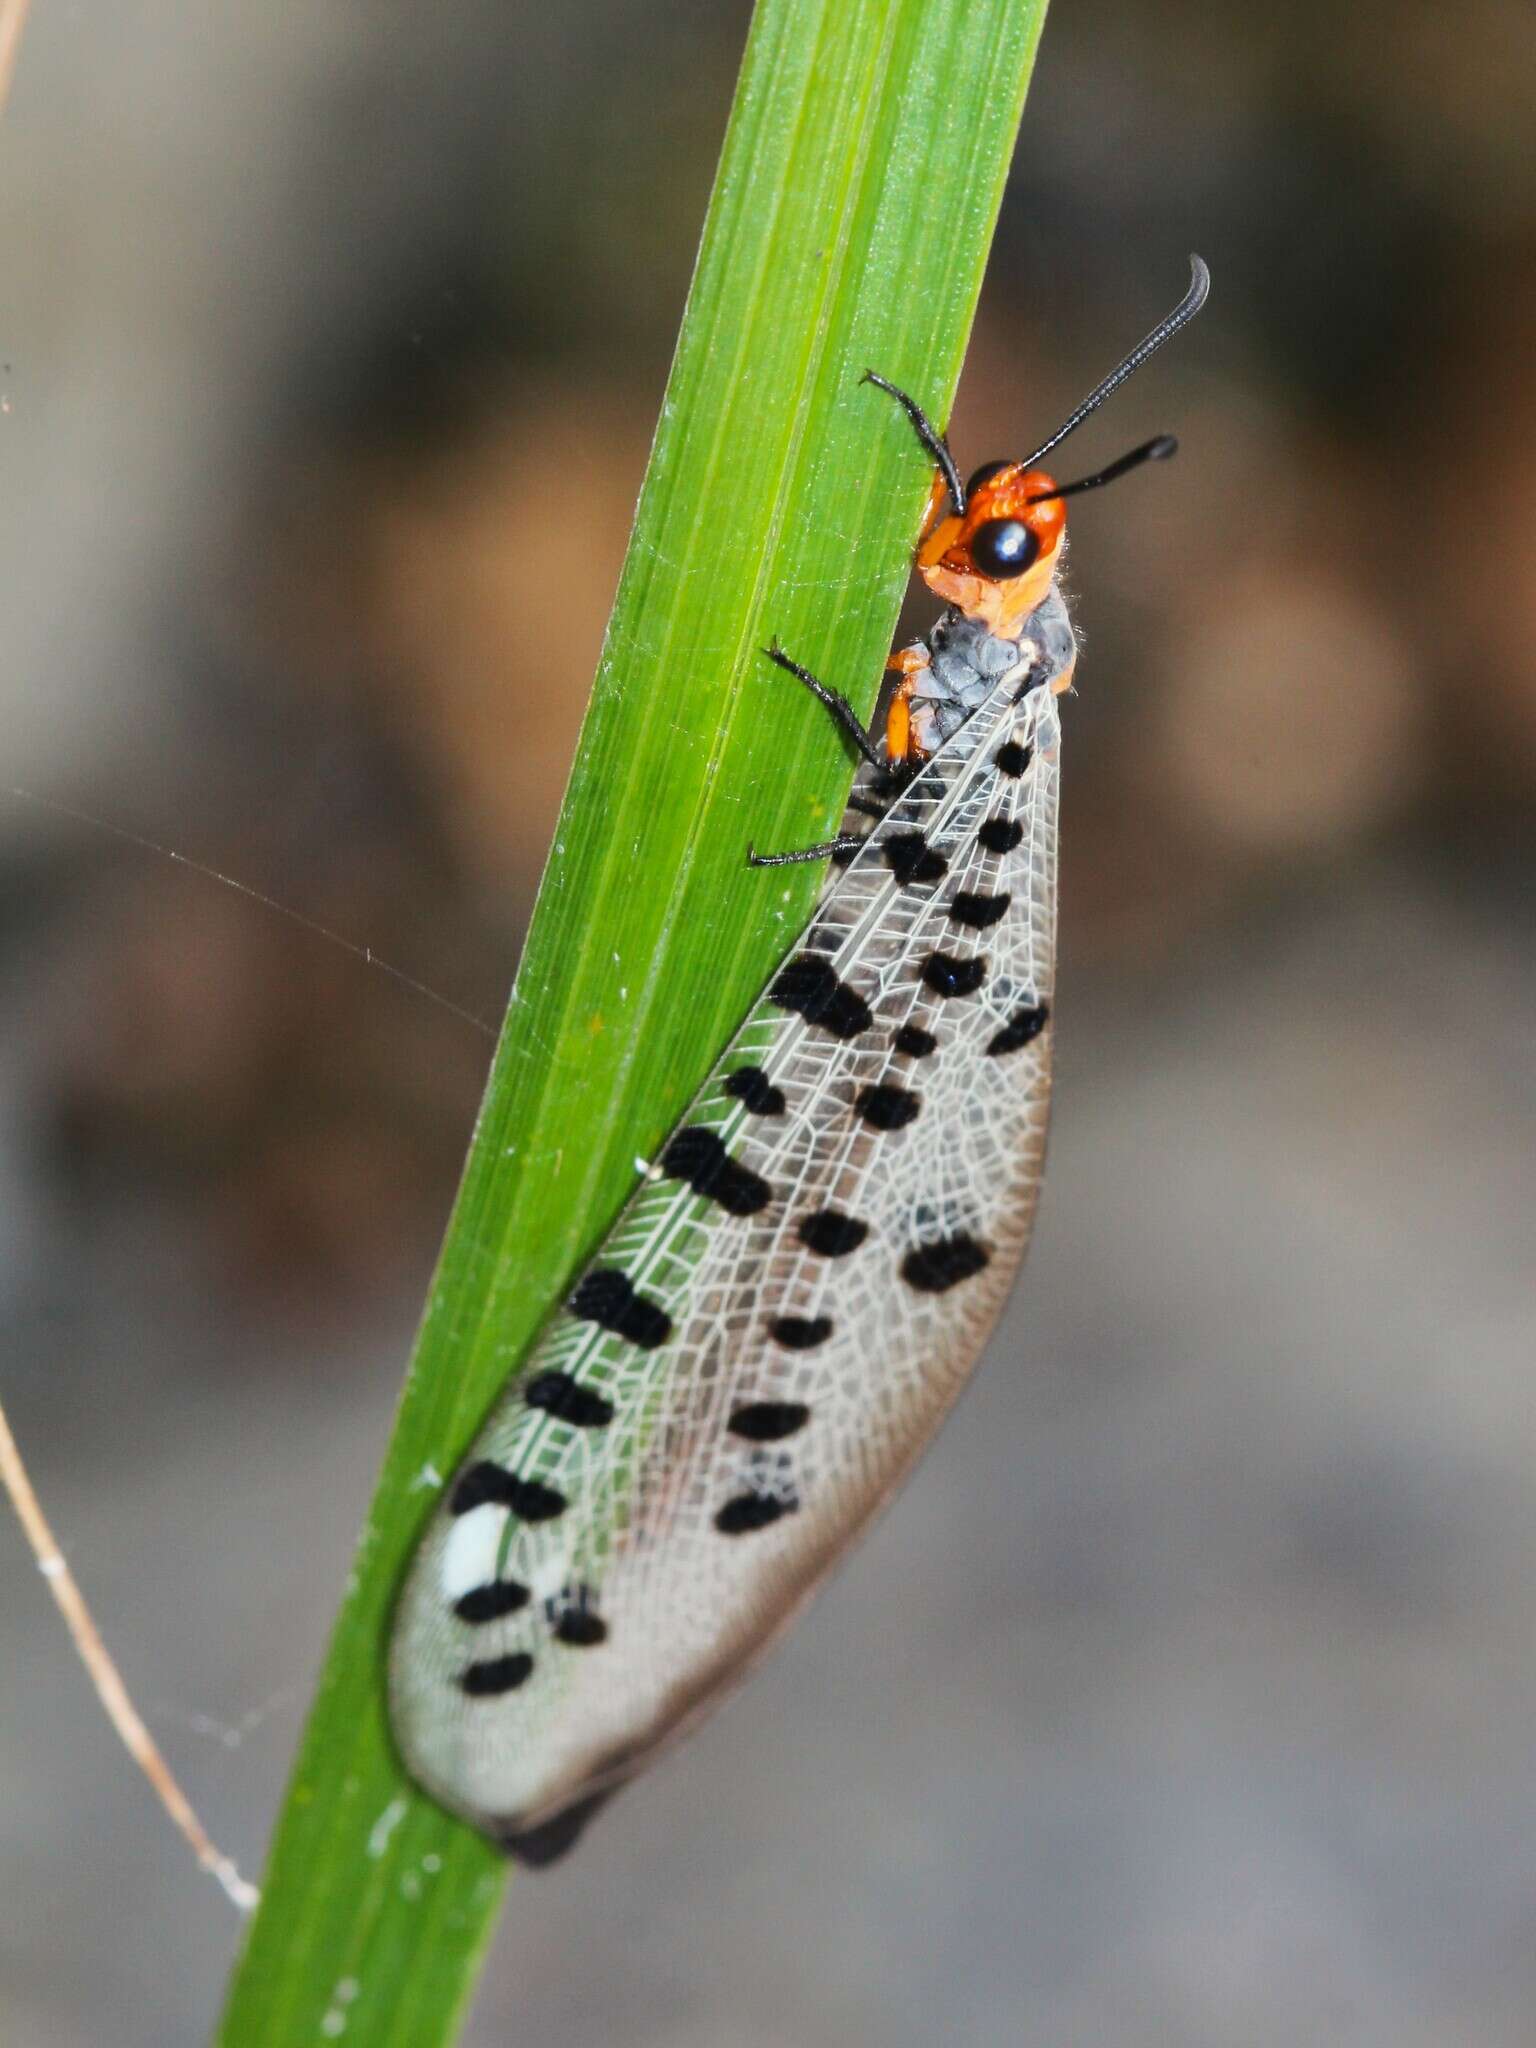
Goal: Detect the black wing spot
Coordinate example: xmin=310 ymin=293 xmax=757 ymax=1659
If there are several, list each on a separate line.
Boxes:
xmin=454 ymin=1580 xmax=531 ymax=1624
xmin=799 ymin=1209 xmax=869 ymax=1258
xmin=570 ymin=1267 xmax=672 ymax=1349
xmin=459 ymin=1652 xmax=534 ymax=1696
xmin=452 ymin=1462 xmax=566 ymax=1522
xmin=881 ymin=830 xmax=949 ymax=886
xmin=553 ymin=1609 xmax=608 ymax=1648
xmin=729 ymin=1400 xmax=811 ymax=1442
xmin=450 ymin=1461 xmax=519 ymax=1515
xmin=995 ymin=740 xmax=1033 ymax=776
xmin=525 ymin=1370 xmax=614 ymax=1429
xmin=986 ymin=1002 xmax=1050 ymax=1056
xmin=948 ymin=890 xmax=1011 ymax=930
xmin=715 ymin=1491 xmax=797 ymax=1535
xmin=770 ymin=953 xmax=874 ymax=1041
xmin=892 ymin=1023 xmax=938 ymax=1059
xmin=977 ymin=815 xmax=1024 ymax=854
xmin=661 ymin=1126 xmax=772 ymax=1216
xmin=724 ymin=1065 xmax=786 ymax=1116
xmin=902 ymin=1233 xmax=991 ymax=1293
xmin=855 ymin=1081 xmax=922 ymax=1130
xmin=770 ymin=1313 xmax=833 ymax=1350
xmin=922 ymin=952 xmax=988 ymax=998
xmin=511 ymin=1476 xmax=567 ymax=1522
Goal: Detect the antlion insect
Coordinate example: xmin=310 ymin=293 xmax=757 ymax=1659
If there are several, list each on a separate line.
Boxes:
xmin=390 ymin=257 xmax=1211 ymax=1862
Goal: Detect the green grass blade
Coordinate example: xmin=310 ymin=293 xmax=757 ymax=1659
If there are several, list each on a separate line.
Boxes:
xmin=218 ymin=0 xmax=1049 ymax=2039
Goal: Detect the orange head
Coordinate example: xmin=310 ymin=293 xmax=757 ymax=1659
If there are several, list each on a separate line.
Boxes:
xmin=869 ymin=256 xmax=1211 ymax=644
xmin=915 ymin=462 xmax=1067 ymax=637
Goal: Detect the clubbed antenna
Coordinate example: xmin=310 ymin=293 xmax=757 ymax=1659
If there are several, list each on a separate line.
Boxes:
xmin=1021 ymin=256 xmax=1210 ymax=471
xmin=1026 ymin=433 xmax=1179 ymax=505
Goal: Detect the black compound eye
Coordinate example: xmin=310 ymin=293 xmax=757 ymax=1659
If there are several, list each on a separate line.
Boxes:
xmin=965 ymin=459 xmax=1010 ymax=496
xmin=968 ymin=518 xmax=1039 ymax=579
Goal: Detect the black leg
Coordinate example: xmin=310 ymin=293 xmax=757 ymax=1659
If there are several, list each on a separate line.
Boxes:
xmin=862 ymin=371 xmax=965 ymax=518
xmin=747 ymin=834 xmax=866 ymax=870
xmin=762 ymin=641 xmax=883 ymax=771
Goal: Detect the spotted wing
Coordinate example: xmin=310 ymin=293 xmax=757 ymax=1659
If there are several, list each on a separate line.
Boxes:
xmin=390 ymin=591 xmax=1075 ymax=1843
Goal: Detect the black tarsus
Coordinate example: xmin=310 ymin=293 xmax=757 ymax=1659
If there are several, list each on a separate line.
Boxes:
xmin=747 ymin=833 xmax=866 ymax=869
xmin=749 ymin=641 xmax=908 ymax=864
xmin=844 ymin=791 xmax=889 ymax=821
xmin=862 ymin=371 xmax=966 ymax=518
xmin=763 ymin=640 xmax=883 ymax=769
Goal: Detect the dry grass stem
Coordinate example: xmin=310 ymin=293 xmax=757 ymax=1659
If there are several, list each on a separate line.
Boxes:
xmin=0 ymin=1392 xmax=260 ymax=1913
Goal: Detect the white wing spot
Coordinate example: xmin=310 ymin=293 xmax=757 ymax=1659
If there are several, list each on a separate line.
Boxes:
xmin=438 ymin=1505 xmax=507 ymax=1602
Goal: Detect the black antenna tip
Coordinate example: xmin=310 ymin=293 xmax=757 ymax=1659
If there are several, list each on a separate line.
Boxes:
xmin=1148 ymin=433 xmax=1179 ymax=461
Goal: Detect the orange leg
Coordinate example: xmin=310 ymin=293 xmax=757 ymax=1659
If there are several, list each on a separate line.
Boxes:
xmin=885 ymin=646 xmax=929 ymax=765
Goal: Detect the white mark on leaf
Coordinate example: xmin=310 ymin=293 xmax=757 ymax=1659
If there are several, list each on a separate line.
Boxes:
xmin=367 ymin=1796 xmax=407 ymax=1860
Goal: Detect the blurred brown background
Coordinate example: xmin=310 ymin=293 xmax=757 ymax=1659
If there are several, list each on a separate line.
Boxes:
xmin=2 ymin=2 xmax=1533 ymax=2042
